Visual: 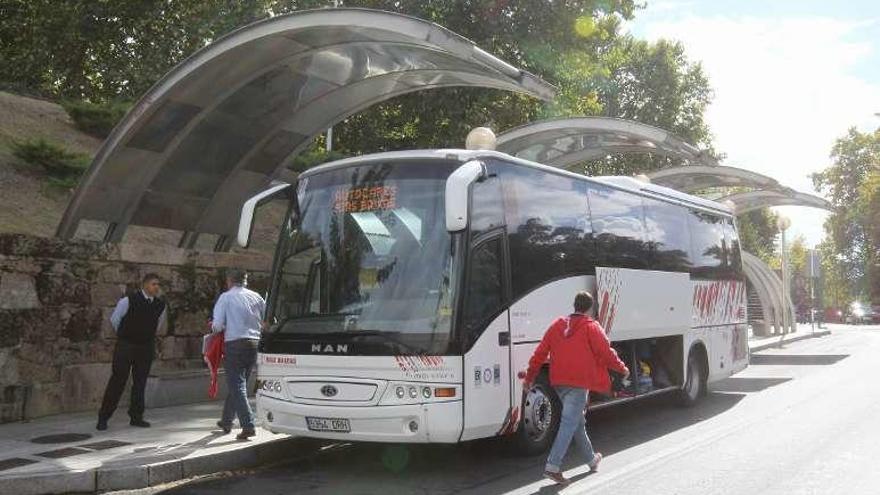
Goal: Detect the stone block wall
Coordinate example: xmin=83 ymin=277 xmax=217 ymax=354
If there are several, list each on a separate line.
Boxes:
xmin=0 ymin=234 xmax=271 ymax=423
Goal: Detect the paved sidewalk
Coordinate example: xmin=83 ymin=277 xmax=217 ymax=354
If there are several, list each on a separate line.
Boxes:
xmin=748 ymin=323 xmax=832 ymax=353
xmin=0 ymin=401 xmax=303 ymax=495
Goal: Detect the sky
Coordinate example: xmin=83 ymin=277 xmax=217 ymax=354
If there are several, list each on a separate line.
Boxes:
xmin=627 ymin=0 xmax=880 ymax=248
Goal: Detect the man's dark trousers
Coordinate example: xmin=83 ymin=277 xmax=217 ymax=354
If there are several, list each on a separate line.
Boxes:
xmin=98 ymin=340 xmax=154 ymax=421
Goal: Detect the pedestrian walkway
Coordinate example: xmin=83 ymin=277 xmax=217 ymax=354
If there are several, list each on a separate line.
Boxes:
xmin=0 ymin=401 xmax=299 ymax=495
xmin=748 ymin=323 xmax=831 ymax=353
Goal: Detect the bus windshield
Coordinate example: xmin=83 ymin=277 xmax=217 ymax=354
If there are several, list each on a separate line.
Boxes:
xmin=267 ymin=160 xmax=459 ymax=354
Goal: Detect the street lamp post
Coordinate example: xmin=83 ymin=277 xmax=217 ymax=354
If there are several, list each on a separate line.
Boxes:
xmin=777 ymin=216 xmax=792 ymax=336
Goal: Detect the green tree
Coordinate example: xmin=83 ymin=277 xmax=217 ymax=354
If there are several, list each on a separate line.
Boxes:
xmin=781 ymin=235 xmax=812 ymax=317
xmin=737 ymin=208 xmax=779 ymax=265
xmin=812 ymin=127 xmax=880 ymax=305
xmin=0 ymin=0 xmax=271 ymax=100
xmin=1 ymin=0 xmax=715 ymax=165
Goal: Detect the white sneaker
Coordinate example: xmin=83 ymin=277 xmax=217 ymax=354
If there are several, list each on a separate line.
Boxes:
xmin=589 ymin=452 xmax=603 ymax=472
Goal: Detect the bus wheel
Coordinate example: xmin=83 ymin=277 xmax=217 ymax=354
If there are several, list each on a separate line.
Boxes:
xmin=514 ymin=374 xmax=560 ymax=455
xmin=678 ymin=352 xmax=705 ymax=407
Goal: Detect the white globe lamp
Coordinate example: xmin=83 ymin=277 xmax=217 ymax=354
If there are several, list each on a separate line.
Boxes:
xmin=465 ymin=127 xmax=497 ymax=151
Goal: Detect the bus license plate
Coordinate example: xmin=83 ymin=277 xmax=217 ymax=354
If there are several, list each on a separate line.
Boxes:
xmin=306 ymin=417 xmax=351 ymax=432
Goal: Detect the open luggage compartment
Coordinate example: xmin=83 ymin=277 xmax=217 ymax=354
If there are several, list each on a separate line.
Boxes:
xmin=589 ymin=335 xmax=684 ymax=409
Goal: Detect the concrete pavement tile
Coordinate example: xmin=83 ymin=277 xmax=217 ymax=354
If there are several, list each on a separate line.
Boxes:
xmin=0 ymin=469 xmax=94 ymax=495
xmin=96 ymin=464 xmax=149 ymax=491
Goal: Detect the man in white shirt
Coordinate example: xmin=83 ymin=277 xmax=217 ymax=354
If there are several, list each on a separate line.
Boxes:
xmin=211 ymin=269 xmax=266 ymax=440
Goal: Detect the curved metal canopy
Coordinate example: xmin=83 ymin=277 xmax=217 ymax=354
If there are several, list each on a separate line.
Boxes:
xmin=647 ymin=165 xmax=781 ymax=193
xmin=721 ymin=189 xmax=833 ymax=215
xmin=58 ymin=8 xmax=555 ymax=243
xmin=742 ymin=250 xmax=795 ymax=334
xmin=495 ymin=117 xmax=715 ymax=170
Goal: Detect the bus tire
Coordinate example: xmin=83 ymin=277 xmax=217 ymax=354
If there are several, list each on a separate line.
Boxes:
xmin=513 ymin=373 xmax=560 ymax=456
xmin=678 ymin=350 xmax=706 ymax=407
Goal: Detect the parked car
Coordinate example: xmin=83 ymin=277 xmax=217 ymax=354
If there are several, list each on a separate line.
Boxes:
xmin=846 ymin=303 xmax=876 ymax=325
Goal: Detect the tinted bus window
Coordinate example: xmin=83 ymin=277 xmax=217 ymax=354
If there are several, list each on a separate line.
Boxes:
xmin=724 ymin=218 xmax=743 ymax=278
xmin=501 ymin=164 xmax=592 ymax=300
xmin=643 ymin=197 xmax=693 ymax=272
xmin=470 ymin=175 xmax=505 ymax=237
xmin=588 ymin=186 xmax=648 ymax=269
xmin=688 ymin=210 xmax=727 ymax=278
xmin=462 ymin=236 xmax=505 ymax=343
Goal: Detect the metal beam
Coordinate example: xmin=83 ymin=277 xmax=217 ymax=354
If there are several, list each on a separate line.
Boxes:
xmin=648 ymin=165 xmax=780 ymax=193
xmin=496 ymin=117 xmax=714 ymax=171
xmin=720 ymin=189 xmax=833 ymax=215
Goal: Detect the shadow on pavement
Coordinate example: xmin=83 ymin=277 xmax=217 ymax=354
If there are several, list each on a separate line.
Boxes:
xmin=710 ymin=377 xmax=792 ymax=393
xmin=159 ymin=391 xmax=747 ymax=495
xmin=750 ymin=354 xmax=849 ymax=366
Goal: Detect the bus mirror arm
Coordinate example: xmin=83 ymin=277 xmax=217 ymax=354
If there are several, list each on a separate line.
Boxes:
xmin=445 ymin=160 xmax=486 ymax=232
xmin=237 ymin=182 xmax=293 ymax=248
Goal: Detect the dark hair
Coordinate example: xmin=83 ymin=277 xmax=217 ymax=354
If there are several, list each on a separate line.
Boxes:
xmin=227 ymin=268 xmax=246 ymax=285
xmin=142 ymin=273 xmax=160 ymax=284
xmin=574 ymin=291 xmax=593 ymax=313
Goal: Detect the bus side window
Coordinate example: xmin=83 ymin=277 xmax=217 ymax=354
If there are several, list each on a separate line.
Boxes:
xmin=462 ymin=237 xmax=505 ymax=344
xmin=643 ymin=197 xmax=693 ymax=272
xmin=687 ymin=210 xmax=727 ymax=279
xmin=588 ymin=186 xmax=648 ymax=269
xmin=724 ymin=218 xmax=743 ymax=277
xmin=501 ymin=163 xmax=593 ymax=301
xmin=471 ymin=175 xmax=504 ymax=238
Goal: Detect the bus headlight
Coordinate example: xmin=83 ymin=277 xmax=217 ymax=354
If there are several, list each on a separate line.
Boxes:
xmin=382 ymin=382 xmax=459 ymax=405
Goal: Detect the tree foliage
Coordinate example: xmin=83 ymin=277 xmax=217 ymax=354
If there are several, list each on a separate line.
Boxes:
xmin=737 ymin=208 xmax=779 ymax=265
xmin=0 ymin=0 xmax=271 ymax=100
xmin=1 ymin=0 xmax=711 ymax=166
xmin=812 ymin=127 xmax=880 ymax=306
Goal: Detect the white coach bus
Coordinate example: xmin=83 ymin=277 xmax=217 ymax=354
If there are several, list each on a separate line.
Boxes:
xmin=240 ymin=143 xmax=748 ymax=453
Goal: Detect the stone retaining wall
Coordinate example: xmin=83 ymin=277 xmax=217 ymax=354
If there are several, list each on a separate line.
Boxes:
xmin=0 ymin=234 xmax=272 ymax=423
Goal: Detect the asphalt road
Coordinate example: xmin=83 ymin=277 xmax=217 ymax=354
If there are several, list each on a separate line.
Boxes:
xmin=158 ymin=325 xmax=880 ymax=495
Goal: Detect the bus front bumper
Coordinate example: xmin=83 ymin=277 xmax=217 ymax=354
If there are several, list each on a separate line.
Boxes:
xmin=257 ymin=395 xmax=463 ymax=443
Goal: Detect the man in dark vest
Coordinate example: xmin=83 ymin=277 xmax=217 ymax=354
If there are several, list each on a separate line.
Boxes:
xmin=97 ymin=273 xmax=167 ymax=430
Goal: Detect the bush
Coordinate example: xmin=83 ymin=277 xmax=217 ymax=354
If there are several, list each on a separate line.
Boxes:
xmin=11 ymin=138 xmax=91 ymax=189
xmin=61 ymin=99 xmax=130 ymax=138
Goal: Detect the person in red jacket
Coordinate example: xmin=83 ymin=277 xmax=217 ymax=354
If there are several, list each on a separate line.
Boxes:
xmin=523 ymin=291 xmax=629 ymax=486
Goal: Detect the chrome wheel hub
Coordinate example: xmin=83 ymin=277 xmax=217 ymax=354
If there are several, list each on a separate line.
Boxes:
xmin=523 ymin=387 xmax=554 ymax=441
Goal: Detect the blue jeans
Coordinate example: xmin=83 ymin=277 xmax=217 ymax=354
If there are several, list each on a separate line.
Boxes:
xmin=546 ymin=386 xmax=596 ymax=473
xmin=220 ymin=339 xmax=258 ymax=430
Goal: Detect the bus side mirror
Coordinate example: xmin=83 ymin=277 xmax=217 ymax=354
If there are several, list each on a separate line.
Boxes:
xmin=237 ymin=182 xmax=293 ymax=248
xmin=445 ymin=160 xmax=486 ymax=232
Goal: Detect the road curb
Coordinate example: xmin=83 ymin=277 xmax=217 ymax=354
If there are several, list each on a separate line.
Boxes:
xmin=749 ymin=330 xmax=831 ymax=353
xmin=0 ymin=436 xmax=300 ymax=495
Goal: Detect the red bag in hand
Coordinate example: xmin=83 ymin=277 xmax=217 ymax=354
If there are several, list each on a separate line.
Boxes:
xmin=202 ymin=330 xmax=225 ymax=399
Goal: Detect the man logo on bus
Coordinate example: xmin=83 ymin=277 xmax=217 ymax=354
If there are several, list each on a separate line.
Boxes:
xmin=311 ymin=344 xmax=349 ymax=353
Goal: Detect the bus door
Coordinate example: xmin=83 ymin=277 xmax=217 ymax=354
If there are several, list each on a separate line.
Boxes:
xmin=460 ymin=229 xmax=513 ymax=440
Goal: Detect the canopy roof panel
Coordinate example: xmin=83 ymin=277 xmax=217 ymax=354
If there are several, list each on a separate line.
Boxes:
xmin=58 ymin=8 xmax=554 ymax=242
xmin=647 ymin=165 xmax=781 ymax=193
xmin=720 ymin=189 xmax=833 ymax=215
xmin=495 ymin=117 xmax=714 ymax=169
